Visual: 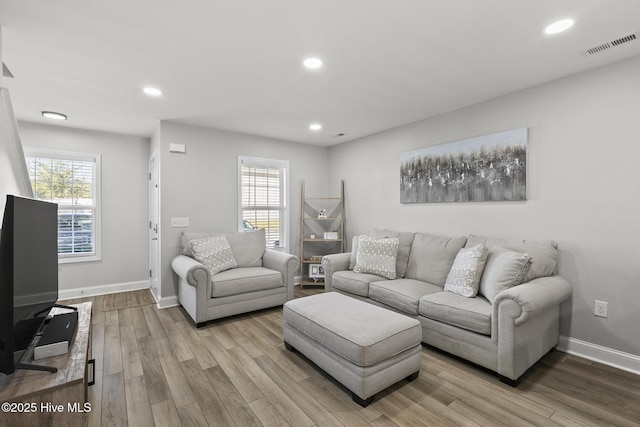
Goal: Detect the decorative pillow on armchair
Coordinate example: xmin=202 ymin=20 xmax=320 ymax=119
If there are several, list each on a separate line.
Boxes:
xmin=444 ymin=244 xmax=488 ymax=297
xmin=352 ymin=236 xmax=399 ymax=279
xmin=189 ymin=235 xmax=238 ymax=275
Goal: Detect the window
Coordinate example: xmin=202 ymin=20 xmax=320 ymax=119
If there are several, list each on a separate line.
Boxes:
xmin=238 ymin=156 xmax=289 ymax=250
xmin=24 ymin=149 xmax=101 ymax=263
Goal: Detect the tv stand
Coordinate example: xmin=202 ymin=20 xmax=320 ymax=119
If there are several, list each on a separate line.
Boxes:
xmin=0 ymin=302 xmax=92 ymax=426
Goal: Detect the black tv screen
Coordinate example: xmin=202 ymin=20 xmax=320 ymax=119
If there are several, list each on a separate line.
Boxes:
xmin=0 ymin=195 xmax=58 ymax=374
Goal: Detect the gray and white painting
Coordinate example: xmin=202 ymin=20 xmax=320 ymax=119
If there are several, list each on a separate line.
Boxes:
xmin=400 ymin=128 xmax=527 ymax=203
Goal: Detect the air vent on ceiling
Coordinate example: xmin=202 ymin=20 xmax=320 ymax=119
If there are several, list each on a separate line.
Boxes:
xmin=332 ymin=133 xmax=348 ymax=138
xmin=585 ymin=32 xmax=638 ymax=56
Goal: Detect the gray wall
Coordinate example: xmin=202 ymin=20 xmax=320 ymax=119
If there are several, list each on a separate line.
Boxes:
xmin=18 ymin=122 xmax=150 ymax=291
xmin=327 ymin=55 xmax=640 ymax=356
xmin=158 ymin=121 xmax=330 ymax=301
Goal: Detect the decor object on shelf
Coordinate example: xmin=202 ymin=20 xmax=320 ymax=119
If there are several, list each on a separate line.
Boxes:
xmin=172 ymin=229 xmax=299 ymax=326
xmin=322 ymin=229 xmax=571 ymax=385
xmin=300 ymin=180 xmax=345 ymax=287
xmin=400 ymin=128 xmax=527 ymax=203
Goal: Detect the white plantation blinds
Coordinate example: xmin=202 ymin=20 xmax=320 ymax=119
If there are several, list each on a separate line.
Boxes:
xmin=24 ymin=149 xmax=101 ymax=262
xmin=239 ymin=157 xmax=288 ymax=249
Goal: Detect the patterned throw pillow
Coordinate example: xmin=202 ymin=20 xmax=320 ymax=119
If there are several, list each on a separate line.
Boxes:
xmin=479 ymin=246 xmax=532 ymax=302
xmin=353 ymin=236 xmax=399 ymax=279
xmin=444 ymin=244 xmax=489 ymax=297
xmin=189 ymin=235 xmax=238 ymax=275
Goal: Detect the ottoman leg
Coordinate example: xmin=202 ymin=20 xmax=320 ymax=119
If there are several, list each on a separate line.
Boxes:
xmin=406 ymin=371 xmax=419 ymax=382
xmin=352 ymin=393 xmax=374 ymax=408
xmin=284 ymin=341 xmax=295 ymax=352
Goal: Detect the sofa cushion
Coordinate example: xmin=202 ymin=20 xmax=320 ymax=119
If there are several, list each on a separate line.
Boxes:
xmin=211 ymin=266 xmax=282 ymax=298
xmin=181 ymin=229 xmax=266 ymax=268
xmin=189 ymin=235 xmax=238 ymax=275
xmin=353 ymin=236 xmax=400 ymax=279
xmin=444 ymin=244 xmax=488 ymax=298
xmin=369 ymin=279 xmax=442 ymax=316
xmin=224 ymin=229 xmax=265 ymax=267
xmin=419 ymin=292 xmax=492 ymax=336
xmin=466 ymin=235 xmax=557 ymax=283
xmin=479 ymin=247 xmax=532 ymax=302
xmin=332 ymin=270 xmax=384 ymax=297
xmin=369 ymin=230 xmax=416 ymax=278
xmin=405 ymin=233 xmax=467 ymax=286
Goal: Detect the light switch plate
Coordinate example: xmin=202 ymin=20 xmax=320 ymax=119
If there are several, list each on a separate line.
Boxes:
xmin=170 ymin=217 xmax=189 ymax=227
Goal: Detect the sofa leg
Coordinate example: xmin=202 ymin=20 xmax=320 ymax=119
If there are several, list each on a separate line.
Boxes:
xmin=284 ymin=341 xmax=295 ymax=352
xmin=499 ymin=375 xmax=520 ymax=387
xmin=352 ymin=393 xmax=374 ymax=408
xmin=406 ymin=371 xmax=419 ymax=382
xmin=195 ymin=321 xmax=207 ymax=328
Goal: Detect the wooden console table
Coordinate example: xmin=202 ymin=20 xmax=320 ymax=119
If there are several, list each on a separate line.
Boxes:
xmin=0 ymin=302 xmax=93 ymax=427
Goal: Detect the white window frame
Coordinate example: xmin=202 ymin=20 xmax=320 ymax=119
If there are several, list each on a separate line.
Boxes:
xmin=24 ymin=148 xmax=102 ymax=264
xmin=238 ymin=156 xmax=289 ymax=251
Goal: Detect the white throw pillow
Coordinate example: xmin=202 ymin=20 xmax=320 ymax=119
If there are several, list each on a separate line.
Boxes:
xmin=352 ymin=235 xmax=399 ymax=279
xmin=189 ymin=235 xmax=238 ymax=275
xmin=479 ymin=246 xmax=532 ymax=302
xmin=444 ymin=244 xmax=488 ymax=297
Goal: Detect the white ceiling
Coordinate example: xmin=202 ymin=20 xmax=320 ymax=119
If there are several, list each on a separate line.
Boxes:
xmin=1 ymin=0 xmax=639 ymax=146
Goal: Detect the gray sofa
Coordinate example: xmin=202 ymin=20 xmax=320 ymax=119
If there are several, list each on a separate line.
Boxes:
xmin=172 ymin=229 xmax=298 ymax=327
xmin=322 ymin=230 xmax=572 ymax=384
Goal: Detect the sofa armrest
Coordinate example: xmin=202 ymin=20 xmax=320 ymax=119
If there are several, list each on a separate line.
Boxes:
xmin=263 ymin=249 xmax=299 ymax=301
xmin=493 ymin=275 xmax=572 ymax=326
xmin=171 ymin=254 xmax=210 ymax=288
xmin=322 ymin=252 xmax=352 ymax=292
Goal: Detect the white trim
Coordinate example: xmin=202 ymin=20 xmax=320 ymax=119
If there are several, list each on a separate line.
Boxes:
xmin=155 ymin=295 xmax=179 ymax=309
xmin=58 ymin=280 xmax=149 ymax=300
xmin=558 ymin=335 xmax=640 ymax=376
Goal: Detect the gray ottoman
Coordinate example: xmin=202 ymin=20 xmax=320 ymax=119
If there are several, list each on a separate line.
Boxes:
xmin=283 ymin=292 xmax=422 ymax=407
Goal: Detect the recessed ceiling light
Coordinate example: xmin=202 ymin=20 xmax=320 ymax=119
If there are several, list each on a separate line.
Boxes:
xmin=41 ymin=111 xmax=67 ymax=120
xmin=309 ymin=123 xmax=322 ymax=131
xmin=303 ymin=58 xmax=323 ymax=69
xmin=545 ymin=19 xmax=574 ymax=35
xmin=143 ymin=87 xmax=163 ymax=96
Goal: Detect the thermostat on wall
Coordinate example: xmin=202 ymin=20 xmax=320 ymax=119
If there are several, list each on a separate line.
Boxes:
xmin=169 ymin=143 xmax=186 ymax=153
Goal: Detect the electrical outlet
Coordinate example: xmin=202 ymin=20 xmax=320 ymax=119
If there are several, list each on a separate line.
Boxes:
xmin=594 ymin=300 xmax=608 ymax=318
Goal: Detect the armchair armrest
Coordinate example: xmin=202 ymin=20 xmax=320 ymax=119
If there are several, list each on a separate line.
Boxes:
xmin=171 ymin=254 xmax=210 ymax=288
xmin=263 ymin=249 xmax=299 ymax=301
xmin=322 ymin=252 xmax=352 ymax=292
xmin=493 ymin=275 xmax=572 ymax=326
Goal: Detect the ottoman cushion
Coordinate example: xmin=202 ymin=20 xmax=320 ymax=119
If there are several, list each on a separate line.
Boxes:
xmin=283 ymin=292 xmax=421 ymax=366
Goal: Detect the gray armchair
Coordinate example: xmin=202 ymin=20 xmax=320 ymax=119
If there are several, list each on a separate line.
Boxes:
xmin=172 ymin=229 xmax=298 ymax=327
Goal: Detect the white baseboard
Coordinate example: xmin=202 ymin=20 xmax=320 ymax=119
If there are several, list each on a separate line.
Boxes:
xmin=558 ymin=335 xmax=640 ymax=376
xmin=59 ymin=280 xmax=150 ymax=300
xmin=156 ymin=295 xmax=179 ymax=309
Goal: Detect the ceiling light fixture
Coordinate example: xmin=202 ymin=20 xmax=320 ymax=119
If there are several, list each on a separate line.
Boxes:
xmin=309 ymin=123 xmax=322 ymax=131
xmin=143 ymin=87 xmax=163 ymax=96
xmin=544 ymin=19 xmax=574 ymax=35
xmin=41 ymin=111 xmax=67 ymax=120
xmin=303 ymin=57 xmax=323 ymax=69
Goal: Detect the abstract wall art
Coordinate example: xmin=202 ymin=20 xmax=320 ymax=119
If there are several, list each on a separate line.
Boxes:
xmin=400 ymin=128 xmax=527 ymax=203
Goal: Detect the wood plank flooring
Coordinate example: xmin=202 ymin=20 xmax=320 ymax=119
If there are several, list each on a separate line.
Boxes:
xmin=58 ymin=288 xmax=640 ymax=427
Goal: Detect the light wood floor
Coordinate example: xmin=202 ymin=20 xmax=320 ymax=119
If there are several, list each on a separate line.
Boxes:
xmin=59 ymin=287 xmax=640 ymax=427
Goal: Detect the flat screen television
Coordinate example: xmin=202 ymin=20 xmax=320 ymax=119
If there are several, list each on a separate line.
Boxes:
xmin=0 ymin=194 xmax=59 ymax=375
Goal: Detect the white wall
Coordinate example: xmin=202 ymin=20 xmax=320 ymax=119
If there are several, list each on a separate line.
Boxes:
xmin=328 ymin=55 xmax=640 ymax=357
xmin=157 ymin=121 xmax=330 ymax=303
xmin=18 ymin=122 xmax=150 ymax=293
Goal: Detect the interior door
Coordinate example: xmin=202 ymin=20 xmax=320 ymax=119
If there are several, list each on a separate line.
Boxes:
xmin=148 ymin=152 xmax=160 ymax=302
